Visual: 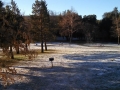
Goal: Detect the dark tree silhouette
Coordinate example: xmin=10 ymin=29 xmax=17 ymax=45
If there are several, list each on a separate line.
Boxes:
xmin=31 ymin=0 xmax=50 ymax=53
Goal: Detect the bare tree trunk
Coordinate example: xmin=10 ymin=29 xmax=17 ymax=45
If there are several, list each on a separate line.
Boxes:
xmin=41 ymin=41 xmax=44 ymax=53
xmin=25 ymin=43 xmax=28 ymax=51
xmin=2 ymin=48 xmax=5 ymax=53
xmin=10 ymin=45 xmax=14 ymax=59
xmin=70 ymin=33 xmax=72 ymax=43
xmin=69 ymin=31 xmax=72 ymax=44
xmin=118 ymin=35 xmax=119 ymax=45
xmin=41 ymin=30 xmax=44 ymax=53
xmin=45 ymin=41 xmax=47 ymax=51
xmin=16 ymin=45 xmax=19 ymax=54
xmin=41 ymin=20 xmax=44 ymax=53
xmin=41 ymin=31 xmax=44 ymax=53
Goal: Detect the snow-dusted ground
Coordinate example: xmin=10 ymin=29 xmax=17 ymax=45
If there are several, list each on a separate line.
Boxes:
xmin=2 ymin=43 xmax=120 ymax=90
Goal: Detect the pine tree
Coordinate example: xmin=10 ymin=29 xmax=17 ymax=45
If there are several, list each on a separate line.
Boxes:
xmin=0 ymin=1 xmax=7 ymax=50
xmin=11 ymin=0 xmax=23 ymax=54
xmin=10 ymin=0 xmax=30 ymax=54
xmin=0 ymin=0 xmax=27 ymax=59
xmin=31 ymin=0 xmax=50 ymax=53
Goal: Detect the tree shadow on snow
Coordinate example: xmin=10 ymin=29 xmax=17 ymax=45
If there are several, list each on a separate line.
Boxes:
xmin=1 ymin=52 xmax=120 ymax=90
xmin=63 ymin=51 xmax=120 ymax=61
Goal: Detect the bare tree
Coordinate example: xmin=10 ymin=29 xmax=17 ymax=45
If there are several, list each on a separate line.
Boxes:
xmin=59 ymin=9 xmax=81 ymax=43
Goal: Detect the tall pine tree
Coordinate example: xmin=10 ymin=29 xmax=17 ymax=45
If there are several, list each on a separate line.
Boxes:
xmin=31 ymin=0 xmax=50 ymax=53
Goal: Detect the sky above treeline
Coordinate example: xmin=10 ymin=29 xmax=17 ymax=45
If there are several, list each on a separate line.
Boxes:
xmin=3 ymin=0 xmax=120 ymax=20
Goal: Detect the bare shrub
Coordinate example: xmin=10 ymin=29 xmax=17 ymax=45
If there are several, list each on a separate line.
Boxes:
xmin=19 ymin=44 xmax=38 ymax=60
xmin=1 ymin=49 xmax=11 ymax=59
xmin=0 ymin=67 xmax=17 ymax=87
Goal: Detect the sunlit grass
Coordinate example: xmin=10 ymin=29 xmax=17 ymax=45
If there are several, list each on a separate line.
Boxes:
xmin=0 ymin=54 xmax=27 ymax=67
xmin=14 ymin=54 xmax=27 ymax=61
xmin=0 ymin=49 xmax=57 ymax=67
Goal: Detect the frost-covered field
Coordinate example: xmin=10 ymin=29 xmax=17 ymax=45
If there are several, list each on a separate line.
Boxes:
xmin=3 ymin=43 xmax=120 ymax=90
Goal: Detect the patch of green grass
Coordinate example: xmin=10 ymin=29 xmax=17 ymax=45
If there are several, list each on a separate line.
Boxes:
xmin=0 ymin=54 xmax=27 ymax=67
xmin=14 ymin=54 xmax=27 ymax=61
xmin=0 ymin=49 xmax=57 ymax=67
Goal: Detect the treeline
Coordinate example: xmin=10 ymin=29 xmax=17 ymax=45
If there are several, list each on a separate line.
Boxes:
xmin=0 ymin=0 xmax=120 ymax=59
xmin=0 ymin=0 xmax=52 ymax=59
xmin=49 ymin=7 xmax=120 ymax=43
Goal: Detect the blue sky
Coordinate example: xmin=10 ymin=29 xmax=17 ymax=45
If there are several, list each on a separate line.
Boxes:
xmin=3 ymin=0 xmax=120 ymax=20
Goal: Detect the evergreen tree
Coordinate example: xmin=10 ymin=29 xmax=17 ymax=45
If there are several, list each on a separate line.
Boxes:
xmin=31 ymin=0 xmax=50 ymax=53
xmin=0 ymin=1 xmax=7 ymax=51
xmin=0 ymin=0 xmax=27 ymax=59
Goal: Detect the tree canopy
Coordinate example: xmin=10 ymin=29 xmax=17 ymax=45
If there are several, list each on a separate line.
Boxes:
xmin=0 ymin=0 xmax=120 ymax=58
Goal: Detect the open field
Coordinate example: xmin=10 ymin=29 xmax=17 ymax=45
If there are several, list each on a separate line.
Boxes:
xmin=0 ymin=42 xmax=120 ymax=90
